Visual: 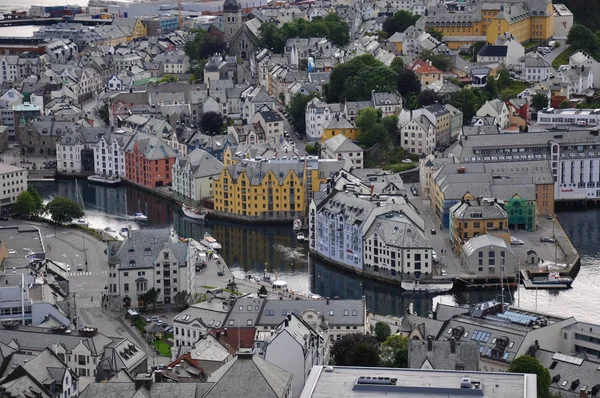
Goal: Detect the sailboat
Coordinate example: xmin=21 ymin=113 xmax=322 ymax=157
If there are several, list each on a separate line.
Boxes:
xmin=181 ymin=186 xmax=208 ymax=220
xmin=73 ymin=179 xmax=88 ymax=227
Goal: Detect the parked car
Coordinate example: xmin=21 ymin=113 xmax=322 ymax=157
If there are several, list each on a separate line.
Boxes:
xmin=546 ymin=214 xmax=554 ymax=220
xmin=510 ymin=237 xmax=524 ymax=245
xmin=77 ymin=264 xmax=84 ymax=271
xmin=164 ymin=326 xmax=173 ymax=333
xmin=402 ymin=158 xmax=412 ymax=164
xmin=146 ymin=315 xmax=160 ymax=323
xmin=217 ymin=271 xmax=224 ymax=276
xmin=540 ymin=236 xmax=555 ymax=243
xmin=430 ymin=228 xmax=436 ymax=235
xmin=66 ymin=264 xmax=71 ymax=272
xmin=0 ymin=215 xmax=8 ymax=221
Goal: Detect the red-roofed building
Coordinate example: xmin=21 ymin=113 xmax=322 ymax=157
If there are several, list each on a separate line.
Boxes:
xmin=209 ymin=327 xmax=256 ymax=354
xmin=124 ymin=132 xmax=177 ymax=189
xmin=407 ymin=58 xmax=444 ymax=86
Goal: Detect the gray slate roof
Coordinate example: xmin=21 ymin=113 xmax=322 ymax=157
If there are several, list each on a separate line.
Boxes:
xmin=408 ymin=339 xmax=480 ymax=370
xmin=108 ymin=229 xmax=187 ymax=270
xmin=257 ymin=298 xmax=365 ymax=327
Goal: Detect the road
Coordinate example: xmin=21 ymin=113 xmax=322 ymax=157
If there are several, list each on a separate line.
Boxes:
xmin=542 ymin=39 xmax=569 ymax=67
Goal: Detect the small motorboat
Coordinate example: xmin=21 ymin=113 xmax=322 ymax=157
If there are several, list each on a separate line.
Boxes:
xmin=202 ymin=233 xmax=222 ymax=250
xmin=182 ymin=204 xmax=208 ymax=220
xmin=401 ymin=280 xmax=454 ymax=294
xmin=133 ymin=212 xmax=148 ymax=221
xmin=532 ymin=272 xmax=573 ymax=287
xmin=296 ymin=232 xmax=306 ymax=242
xmin=87 ymin=175 xmax=121 ymax=185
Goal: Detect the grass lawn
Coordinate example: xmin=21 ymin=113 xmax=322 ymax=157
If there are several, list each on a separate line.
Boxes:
xmin=524 ymin=41 xmax=542 ymax=49
xmin=153 ymin=339 xmax=172 ymax=357
xmin=385 ymin=163 xmax=417 ymax=173
xmin=132 ymin=317 xmax=147 ymax=334
xmin=552 ymin=48 xmax=572 ymax=69
xmin=499 ymin=79 xmax=532 ymax=99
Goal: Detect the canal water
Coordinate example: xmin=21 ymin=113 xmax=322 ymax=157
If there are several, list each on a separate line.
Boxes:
xmin=32 ymin=180 xmax=600 ymax=321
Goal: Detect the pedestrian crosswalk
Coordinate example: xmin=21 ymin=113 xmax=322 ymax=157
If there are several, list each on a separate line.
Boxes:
xmin=68 ymin=271 xmax=107 ymax=277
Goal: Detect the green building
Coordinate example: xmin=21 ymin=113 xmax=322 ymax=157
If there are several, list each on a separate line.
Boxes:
xmin=505 ymin=194 xmax=536 ymax=231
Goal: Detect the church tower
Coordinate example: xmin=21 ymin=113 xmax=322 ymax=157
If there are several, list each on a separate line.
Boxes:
xmin=223 ymin=0 xmax=242 ymax=44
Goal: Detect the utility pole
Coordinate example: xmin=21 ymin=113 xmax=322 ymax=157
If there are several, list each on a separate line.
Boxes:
xmin=72 ymin=292 xmax=77 ymax=328
xmin=83 ymin=231 xmax=88 ymax=272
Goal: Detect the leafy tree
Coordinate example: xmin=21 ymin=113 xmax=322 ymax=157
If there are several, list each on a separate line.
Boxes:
xmin=531 ymin=93 xmax=549 ymax=110
xmin=449 ymin=88 xmax=480 ymax=124
xmin=258 ymin=285 xmax=268 ymax=296
xmin=471 ymin=41 xmax=487 ymax=61
xmin=380 ymin=334 xmax=409 ymax=367
xmin=305 ymin=143 xmax=321 ymax=155
xmin=418 ymin=90 xmax=442 ymax=106
xmin=382 ymin=10 xmax=420 ymax=36
xmin=426 ymin=27 xmax=443 ymax=41
xmin=485 ymin=77 xmax=499 ymax=97
xmin=356 ymin=108 xmax=387 ymax=148
xmin=174 ymin=290 xmax=191 ymax=310
xmin=158 ymin=74 xmax=178 ymax=83
xmin=331 ymin=333 xmax=380 ymax=366
xmin=45 ymin=197 xmax=84 ymax=225
xmin=99 ymin=103 xmax=110 ymax=125
xmin=421 ymin=49 xmax=451 ymax=72
xmin=396 ymin=69 xmax=421 ymax=97
xmin=13 ymin=191 xmax=36 ymax=218
xmin=567 ymin=24 xmax=600 ymax=58
xmin=258 ymin=22 xmax=285 ymax=52
xmin=27 ymin=186 xmax=43 ymax=214
xmin=184 ymin=28 xmax=226 ymax=62
xmin=508 ymin=355 xmax=550 ymax=398
xmin=287 ymin=92 xmax=319 ymax=134
xmin=142 ymin=287 xmax=161 ymax=310
xmin=559 ymin=0 xmax=600 ymax=32
xmin=328 ymin=55 xmax=396 ymax=102
xmin=374 ymin=321 xmax=391 ymax=342
xmin=390 ymin=57 xmax=405 ymax=74
xmin=200 ymin=111 xmax=224 ymax=135
xmin=560 ymin=100 xmax=571 ymax=109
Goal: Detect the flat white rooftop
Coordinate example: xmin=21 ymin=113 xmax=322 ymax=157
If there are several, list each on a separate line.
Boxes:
xmin=300 ymin=366 xmax=537 ymax=398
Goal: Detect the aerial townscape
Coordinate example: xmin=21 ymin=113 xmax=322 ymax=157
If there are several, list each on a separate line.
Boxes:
xmin=3 ymin=0 xmax=600 ymax=396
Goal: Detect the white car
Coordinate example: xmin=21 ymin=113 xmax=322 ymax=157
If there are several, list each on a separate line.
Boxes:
xmin=66 ymin=264 xmax=71 ymax=272
xmin=510 ymin=237 xmax=524 ymax=245
xmin=402 ymin=159 xmax=413 ymax=164
xmin=432 ymin=250 xmax=439 ymax=263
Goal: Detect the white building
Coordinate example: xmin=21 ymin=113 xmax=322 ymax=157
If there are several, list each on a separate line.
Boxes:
xmin=255 ymin=313 xmax=326 ymax=398
xmin=310 ymin=190 xmax=430 ymax=278
xmin=92 ymin=130 xmax=134 ymax=178
xmin=172 ymin=149 xmax=224 ymax=205
xmin=241 ymin=86 xmax=277 ymax=122
xmin=570 ymin=51 xmax=600 ymax=87
xmin=363 ymin=210 xmax=432 ymax=277
xmin=305 ymin=98 xmax=342 ymax=142
xmin=476 ymin=99 xmax=510 ymax=128
xmin=371 ymin=91 xmax=402 ymax=117
xmin=462 ymin=234 xmax=518 ymax=278
xmin=106 ymin=229 xmax=203 ymax=308
xmin=45 ymin=39 xmax=78 ymax=63
xmin=56 ymin=127 xmax=101 ymax=174
xmin=321 ymin=135 xmax=364 ymax=168
xmin=0 ymin=163 xmax=27 ymax=213
xmin=401 ymin=115 xmax=436 ymax=154
xmin=517 ymin=53 xmax=552 ymax=83
xmin=172 ymin=301 xmax=228 ymax=349
xmin=495 ymin=33 xmax=525 ymax=67
xmin=553 ymin=3 xmax=574 ymax=40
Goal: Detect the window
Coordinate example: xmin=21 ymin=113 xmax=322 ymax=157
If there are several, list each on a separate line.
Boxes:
xmin=229 ymin=320 xmax=234 ymax=326
xmin=247 ymin=319 xmax=252 ymax=326
xmin=329 ymin=310 xmax=334 ymax=316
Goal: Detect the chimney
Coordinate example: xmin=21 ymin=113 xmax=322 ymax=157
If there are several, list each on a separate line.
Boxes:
xmin=284 ymin=318 xmax=289 ymax=327
xmin=223 ymin=328 xmax=228 ymax=336
xmin=450 ymin=337 xmax=456 ymax=353
xmin=326 ymin=297 xmax=330 ymax=305
xmin=427 ymin=337 xmax=433 ymax=351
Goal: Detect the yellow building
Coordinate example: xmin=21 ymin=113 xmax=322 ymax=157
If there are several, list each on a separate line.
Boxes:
xmin=423 ymin=0 xmax=554 ymax=49
xmin=213 ymin=160 xmax=307 ymax=220
xmin=449 ymin=197 xmax=510 ymax=254
xmin=321 ymin=114 xmax=359 ymax=142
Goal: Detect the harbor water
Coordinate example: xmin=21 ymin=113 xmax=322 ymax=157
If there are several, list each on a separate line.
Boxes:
xmin=32 ymin=180 xmax=600 ymax=321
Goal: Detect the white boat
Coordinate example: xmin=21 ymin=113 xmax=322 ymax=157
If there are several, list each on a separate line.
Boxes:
xmin=401 ymin=280 xmax=454 ymax=294
xmin=296 ymin=232 xmax=306 ymax=242
xmin=87 ymin=175 xmax=121 ymax=185
xmin=182 ymin=204 xmax=208 ymax=220
xmin=133 ymin=212 xmax=148 ymax=221
xmin=293 ymin=219 xmax=302 ymax=231
xmin=272 ymin=280 xmax=288 ymax=288
xmin=202 ymin=233 xmax=222 ymax=250
xmin=73 ymin=218 xmax=88 ymax=227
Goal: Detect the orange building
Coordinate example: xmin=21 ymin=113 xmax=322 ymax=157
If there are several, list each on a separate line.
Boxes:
xmin=124 ymin=132 xmax=177 ymax=188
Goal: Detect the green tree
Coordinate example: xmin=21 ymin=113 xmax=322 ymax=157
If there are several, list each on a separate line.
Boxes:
xmin=567 ymin=24 xmax=600 ymax=58
xmin=508 ymin=355 xmax=551 ymax=398
xmin=380 ymin=334 xmax=409 ymax=367
xmin=200 ymin=111 xmax=224 ymax=135
xmin=331 ymin=333 xmax=380 ymax=366
xmin=158 ymin=74 xmax=178 ymax=83
xmin=374 ymin=321 xmax=391 ymax=342
xmin=560 ymin=100 xmax=571 ymax=109
xmin=328 ymin=55 xmax=396 ymax=102
xmin=99 ymin=103 xmax=110 ymax=126
xmin=143 ymin=287 xmax=161 ymax=310
xmin=396 ymin=69 xmax=421 ymax=97
xmin=184 ymin=28 xmax=226 ymax=62
xmin=390 ymin=57 xmax=405 ymax=74
xmin=531 ymin=93 xmax=549 ymax=110
xmin=287 ymin=92 xmax=319 ymax=134
xmin=449 ymin=88 xmax=480 ymax=124
xmin=27 ymin=186 xmax=43 ymax=214
xmin=418 ymin=90 xmax=442 ymax=106
xmin=45 ymin=197 xmax=84 ymax=225
xmin=485 ymin=77 xmax=499 ymax=97
xmin=258 ymin=22 xmax=285 ymax=52
xmin=356 ymin=108 xmax=388 ymax=148
xmin=174 ymin=290 xmax=191 ymax=310
xmin=382 ymin=10 xmax=420 ymax=36
xmin=258 ymin=285 xmax=268 ymax=296
xmin=305 ymin=143 xmax=321 ymax=155
xmin=13 ymin=191 xmax=36 ymax=218
xmin=471 ymin=41 xmax=487 ymax=61
xmin=421 ymin=49 xmax=451 ymax=72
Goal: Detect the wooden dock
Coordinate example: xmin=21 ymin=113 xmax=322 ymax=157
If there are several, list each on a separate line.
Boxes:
xmin=520 ymin=270 xmax=570 ymax=289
